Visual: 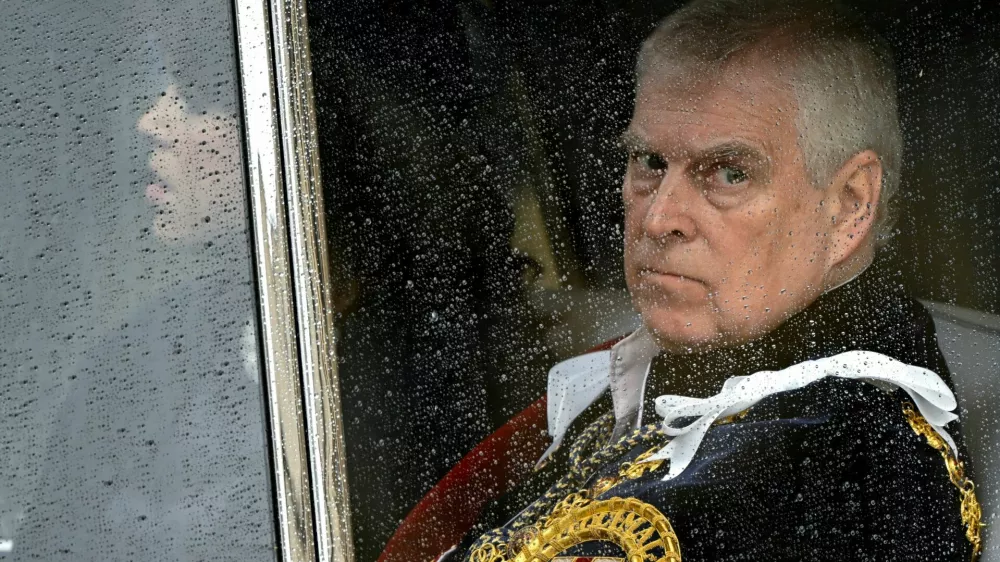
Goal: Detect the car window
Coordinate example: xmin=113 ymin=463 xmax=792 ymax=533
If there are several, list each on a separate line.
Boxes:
xmin=0 ymin=0 xmax=277 ymax=559
xmin=305 ymin=1 xmax=1000 ymax=560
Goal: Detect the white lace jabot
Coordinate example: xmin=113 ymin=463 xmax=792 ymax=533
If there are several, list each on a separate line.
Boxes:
xmin=647 ymin=350 xmax=959 ymax=479
xmin=542 ymin=336 xmax=959 ymax=480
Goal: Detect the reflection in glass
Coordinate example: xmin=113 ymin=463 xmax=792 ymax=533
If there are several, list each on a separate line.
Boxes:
xmin=0 ymin=0 xmax=276 ymax=560
xmin=138 ymin=84 xmax=244 ymax=246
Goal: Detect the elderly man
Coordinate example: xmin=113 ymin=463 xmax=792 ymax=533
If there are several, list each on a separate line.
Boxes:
xmin=382 ymin=1 xmax=982 ymax=561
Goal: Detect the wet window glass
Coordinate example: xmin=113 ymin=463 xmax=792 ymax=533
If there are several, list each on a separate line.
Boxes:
xmin=308 ymin=1 xmax=1000 ymax=561
xmin=0 ymin=0 xmax=276 ymax=560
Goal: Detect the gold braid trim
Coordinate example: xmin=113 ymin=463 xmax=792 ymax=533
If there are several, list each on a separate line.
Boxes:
xmin=588 ymin=409 xmax=746 ymax=497
xmin=590 ymin=446 xmax=664 ymax=497
xmin=902 ymin=403 xmax=983 ymax=560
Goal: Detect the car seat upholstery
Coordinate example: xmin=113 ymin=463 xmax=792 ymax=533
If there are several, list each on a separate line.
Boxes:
xmin=924 ymin=301 xmax=1000 ymax=561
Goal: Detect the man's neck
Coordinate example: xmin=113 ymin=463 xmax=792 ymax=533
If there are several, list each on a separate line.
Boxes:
xmin=639 ymin=255 xmax=935 ymax=423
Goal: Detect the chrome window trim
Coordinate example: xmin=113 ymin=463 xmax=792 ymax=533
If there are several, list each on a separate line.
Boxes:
xmin=234 ymin=0 xmax=353 ymax=560
xmin=234 ymin=0 xmax=318 ymax=559
xmin=270 ymin=0 xmax=355 ymax=560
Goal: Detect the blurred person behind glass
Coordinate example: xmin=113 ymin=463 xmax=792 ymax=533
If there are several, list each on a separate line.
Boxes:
xmin=19 ymin=6 xmax=277 ymax=560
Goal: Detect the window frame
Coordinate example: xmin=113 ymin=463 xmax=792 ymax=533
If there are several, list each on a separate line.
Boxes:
xmin=233 ymin=0 xmax=353 ymax=560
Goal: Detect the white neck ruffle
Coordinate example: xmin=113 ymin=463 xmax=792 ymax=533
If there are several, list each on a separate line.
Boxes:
xmin=646 ymin=350 xmax=959 ymax=480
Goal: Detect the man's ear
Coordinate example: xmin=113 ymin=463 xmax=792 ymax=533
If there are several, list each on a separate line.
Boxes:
xmin=824 ymin=149 xmax=883 ymax=267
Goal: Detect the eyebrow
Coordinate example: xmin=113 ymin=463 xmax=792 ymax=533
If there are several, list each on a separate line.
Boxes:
xmin=618 ymin=132 xmax=767 ymax=166
xmin=618 ymin=130 xmax=649 ymax=152
xmin=695 ymin=141 xmax=767 ymax=166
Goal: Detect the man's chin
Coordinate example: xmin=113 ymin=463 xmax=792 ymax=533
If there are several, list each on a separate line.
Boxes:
xmin=641 ymin=314 xmax=722 ymax=355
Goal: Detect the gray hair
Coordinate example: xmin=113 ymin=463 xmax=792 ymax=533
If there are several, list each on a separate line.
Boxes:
xmin=637 ymin=0 xmax=902 ymax=245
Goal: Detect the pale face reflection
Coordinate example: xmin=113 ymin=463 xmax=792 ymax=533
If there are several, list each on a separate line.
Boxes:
xmin=622 ymin=57 xmax=876 ymax=354
xmin=137 ymin=84 xmax=242 ymax=244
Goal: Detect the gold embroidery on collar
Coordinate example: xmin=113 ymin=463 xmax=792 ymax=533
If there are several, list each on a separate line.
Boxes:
xmin=714 ymin=408 xmax=750 ymax=426
xmin=471 ymin=493 xmax=681 ymax=562
xmin=590 ymin=446 xmax=664 ymax=496
xmin=620 ymin=447 xmax=665 ymax=480
xmin=588 ymin=409 xmax=747 ymax=498
xmin=902 ymin=403 xmax=983 ymax=560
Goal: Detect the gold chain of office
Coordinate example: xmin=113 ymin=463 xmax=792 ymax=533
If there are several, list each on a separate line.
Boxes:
xmin=466 ymin=402 xmax=983 ymax=562
xmin=902 ymin=403 xmax=983 ymax=560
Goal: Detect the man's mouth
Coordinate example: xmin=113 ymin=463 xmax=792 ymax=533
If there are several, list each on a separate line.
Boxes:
xmin=638 ymin=268 xmax=704 ymax=286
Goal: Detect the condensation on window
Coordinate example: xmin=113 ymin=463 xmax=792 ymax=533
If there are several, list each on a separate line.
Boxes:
xmin=0 ymin=0 xmax=276 ymax=560
xmin=305 ymin=2 xmax=1000 ymax=561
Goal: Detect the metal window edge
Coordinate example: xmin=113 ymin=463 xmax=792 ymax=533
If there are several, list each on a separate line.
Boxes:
xmin=233 ymin=0 xmax=354 ymax=560
xmin=271 ymin=0 xmax=356 ymax=560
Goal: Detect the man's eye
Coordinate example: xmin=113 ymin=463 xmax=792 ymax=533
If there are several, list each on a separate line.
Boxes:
xmin=712 ymin=165 xmax=749 ymax=186
xmin=630 ymin=151 xmax=667 ymax=174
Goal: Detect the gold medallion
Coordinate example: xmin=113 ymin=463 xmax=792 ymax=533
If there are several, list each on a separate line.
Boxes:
xmin=476 ymin=496 xmax=681 ymax=562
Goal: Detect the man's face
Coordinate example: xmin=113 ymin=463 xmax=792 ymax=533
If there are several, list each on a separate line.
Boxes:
xmin=623 ymin=59 xmax=838 ymax=353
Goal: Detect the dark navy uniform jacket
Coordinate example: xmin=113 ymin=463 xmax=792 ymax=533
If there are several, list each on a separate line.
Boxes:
xmin=446 ymin=260 xmax=981 ymax=562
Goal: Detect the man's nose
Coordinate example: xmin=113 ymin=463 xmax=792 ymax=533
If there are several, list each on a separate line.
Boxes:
xmin=641 ymin=172 xmax=698 ymax=241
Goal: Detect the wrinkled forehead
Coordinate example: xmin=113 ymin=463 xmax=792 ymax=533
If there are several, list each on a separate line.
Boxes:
xmin=628 ymin=54 xmax=800 ymax=156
